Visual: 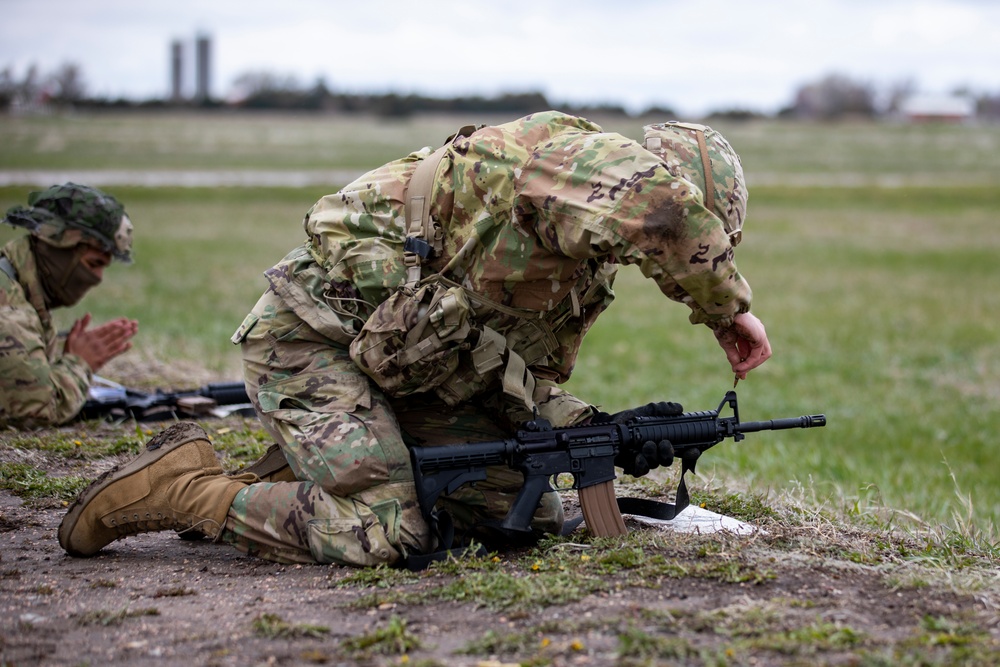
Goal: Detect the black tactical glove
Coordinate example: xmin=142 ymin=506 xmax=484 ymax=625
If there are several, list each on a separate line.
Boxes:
xmin=614 ymin=401 xmax=682 ymax=423
xmin=591 ymin=401 xmax=684 ymax=425
xmin=589 ymin=402 xmax=683 ymax=477
xmin=615 ymin=439 xmax=675 ymax=477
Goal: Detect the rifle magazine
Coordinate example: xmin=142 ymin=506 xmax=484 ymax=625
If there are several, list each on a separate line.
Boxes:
xmin=579 ymin=480 xmax=627 ymax=537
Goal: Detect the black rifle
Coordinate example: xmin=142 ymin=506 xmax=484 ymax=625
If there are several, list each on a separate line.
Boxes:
xmin=410 ymin=391 xmax=825 ymax=536
xmin=79 ymin=377 xmax=255 ymax=422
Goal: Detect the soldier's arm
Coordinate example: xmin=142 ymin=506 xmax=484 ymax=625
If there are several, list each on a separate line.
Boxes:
xmin=0 ymin=303 xmax=92 ymax=427
xmin=520 ymin=132 xmax=750 ymax=328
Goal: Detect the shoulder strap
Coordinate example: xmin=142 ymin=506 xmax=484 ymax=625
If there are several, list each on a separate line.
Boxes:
xmin=402 ymin=124 xmax=481 ymax=288
xmin=645 ymin=121 xmax=715 ymax=212
xmin=403 ymin=144 xmax=449 ymax=287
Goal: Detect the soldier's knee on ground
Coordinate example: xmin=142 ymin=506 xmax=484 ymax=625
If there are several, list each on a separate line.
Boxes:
xmin=305 ymin=503 xmax=402 ymax=567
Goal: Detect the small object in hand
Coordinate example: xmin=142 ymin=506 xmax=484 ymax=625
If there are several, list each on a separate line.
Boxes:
xmin=733 ymin=375 xmax=739 ymax=389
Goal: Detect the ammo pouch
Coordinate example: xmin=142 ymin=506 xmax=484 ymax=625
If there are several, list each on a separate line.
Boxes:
xmin=349 ymin=282 xmax=474 ymax=400
xmin=349 ymin=279 xmax=551 ymax=412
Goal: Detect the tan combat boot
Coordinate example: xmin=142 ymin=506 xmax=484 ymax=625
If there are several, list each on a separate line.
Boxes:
xmin=177 ymin=442 xmax=295 ymax=543
xmin=234 ymin=443 xmax=298 ymax=483
xmin=58 ymin=422 xmax=253 ymax=557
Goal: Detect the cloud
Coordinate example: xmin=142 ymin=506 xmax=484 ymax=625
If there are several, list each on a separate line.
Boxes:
xmin=2 ymin=0 xmax=998 ymax=114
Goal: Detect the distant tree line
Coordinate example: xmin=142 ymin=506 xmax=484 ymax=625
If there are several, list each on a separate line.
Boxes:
xmin=1 ymin=63 xmax=87 ymax=110
xmin=218 ymin=72 xmax=636 ymax=117
xmin=4 ymin=61 xmax=1000 ymax=121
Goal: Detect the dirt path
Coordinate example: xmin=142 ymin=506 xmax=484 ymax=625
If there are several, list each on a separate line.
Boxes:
xmin=3 ymin=478 xmax=999 ymax=666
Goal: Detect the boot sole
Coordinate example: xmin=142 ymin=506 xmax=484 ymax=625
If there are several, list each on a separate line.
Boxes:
xmin=58 ymin=422 xmax=210 ymax=557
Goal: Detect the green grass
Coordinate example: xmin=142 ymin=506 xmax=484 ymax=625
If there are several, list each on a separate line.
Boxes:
xmin=340 ymin=615 xmax=422 ymax=659
xmin=2 ymin=113 xmax=998 ymax=536
xmin=0 ymin=462 xmax=88 ymax=504
xmin=72 ymin=606 xmax=160 ymax=627
xmin=251 ymin=612 xmax=330 ymax=640
xmin=4 ymin=112 xmax=1000 ymax=184
xmin=0 ymin=111 xmax=516 ymax=172
xmin=0 ymin=185 xmax=326 ymax=376
xmin=0 ymin=418 xmax=273 ymax=470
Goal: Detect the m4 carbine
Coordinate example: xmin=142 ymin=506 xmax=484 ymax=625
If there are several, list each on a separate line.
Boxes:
xmin=410 ymin=391 xmax=825 ymax=537
xmin=80 ymin=377 xmax=254 ymax=422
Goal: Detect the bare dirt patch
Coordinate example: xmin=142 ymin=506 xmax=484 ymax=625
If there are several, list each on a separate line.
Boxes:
xmin=2 ymin=418 xmax=1000 ymax=667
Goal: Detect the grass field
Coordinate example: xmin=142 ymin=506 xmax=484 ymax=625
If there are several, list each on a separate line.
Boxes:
xmin=2 ymin=111 xmax=999 ymax=538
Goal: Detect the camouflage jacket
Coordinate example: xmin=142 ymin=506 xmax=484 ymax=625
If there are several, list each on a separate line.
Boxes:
xmin=261 ymin=112 xmax=751 ymax=419
xmin=0 ymin=237 xmax=92 ymax=428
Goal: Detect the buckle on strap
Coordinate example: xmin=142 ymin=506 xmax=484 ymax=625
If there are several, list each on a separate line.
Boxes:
xmin=472 ymin=326 xmax=506 ymax=375
xmin=403 ymin=236 xmax=432 ymax=259
xmin=403 ymin=144 xmax=450 ymax=287
xmin=501 ymin=349 xmax=537 ymax=414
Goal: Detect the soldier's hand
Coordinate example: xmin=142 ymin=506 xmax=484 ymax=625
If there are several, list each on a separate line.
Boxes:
xmin=592 ymin=401 xmax=683 ymax=424
xmin=615 ymin=439 xmax=675 ymax=477
xmin=65 ymin=314 xmax=139 ymax=372
xmin=608 ymin=401 xmax=684 ymax=424
xmin=713 ymin=311 xmax=772 ymax=381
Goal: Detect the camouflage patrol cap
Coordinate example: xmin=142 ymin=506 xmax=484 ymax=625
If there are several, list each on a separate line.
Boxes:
xmin=2 ymin=183 xmax=134 ymax=262
xmin=643 ymin=121 xmax=747 ymax=246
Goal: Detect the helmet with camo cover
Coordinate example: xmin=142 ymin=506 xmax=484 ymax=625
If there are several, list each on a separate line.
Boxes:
xmin=642 ymin=121 xmax=747 ymax=247
xmin=2 ymin=183 xmax=134 ymax=262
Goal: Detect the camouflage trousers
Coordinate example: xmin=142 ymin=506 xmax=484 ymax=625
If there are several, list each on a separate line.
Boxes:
xmin=221 ymin=289 xmax=563 ymax=567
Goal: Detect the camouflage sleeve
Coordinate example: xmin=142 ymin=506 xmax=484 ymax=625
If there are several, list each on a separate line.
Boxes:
xmin=533 ymin=380 xmax=595 ymax=427
xmin=0 ymin=299 xmax=92 ymax=427
xmin=519 ymin=130 xmax=751 ymax=328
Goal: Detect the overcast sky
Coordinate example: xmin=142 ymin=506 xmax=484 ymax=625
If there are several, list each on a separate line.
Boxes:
xmin=2 ymin=0 xmax=998 ymax=116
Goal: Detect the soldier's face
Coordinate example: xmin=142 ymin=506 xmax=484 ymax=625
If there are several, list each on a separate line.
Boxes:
xmin=78 ymin=246 xmax=113 ymax=280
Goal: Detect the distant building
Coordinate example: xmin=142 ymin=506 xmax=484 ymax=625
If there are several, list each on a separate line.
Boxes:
xmin=167 ymin=33 xmax=213 ymax=103
xmin=899 ymin=94 xmax=975 ymax=123
xmin=195 ymin=34 xmax=212 ymax=102
xmin=170 ymin=40 xmax=184 ymax=102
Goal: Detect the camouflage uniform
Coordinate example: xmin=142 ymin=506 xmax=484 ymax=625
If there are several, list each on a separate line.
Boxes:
xmin=0 ymin=236 xmax=93 ymax=427
xmin=0 ymin=184 xmax=133 ymax=428
xmin=225 ymin=111 xmax=751 ymax=566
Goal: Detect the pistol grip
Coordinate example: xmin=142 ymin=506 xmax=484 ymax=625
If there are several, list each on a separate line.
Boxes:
xmin=500 ymin=473 xmax=552 ymax=532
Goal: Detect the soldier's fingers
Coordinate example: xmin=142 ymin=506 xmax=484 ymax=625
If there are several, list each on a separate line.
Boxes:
xmin=656 ymin=440 xmax=674 ymax=467
xmin=641 ymin=441 xmax=659 ymax=469
xmin=733 ymin=336 xmax=772 ymax=373
xmin=632 ymin=456 xmax=651 ymax=478
xmin=716 ymin=336 xmax=744 ymax=371
xmin=68 ymin=314 xmax=91 ymax=337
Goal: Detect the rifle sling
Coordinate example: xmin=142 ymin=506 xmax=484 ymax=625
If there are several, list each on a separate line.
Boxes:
xmin=401 ymin=508 xmax=489 ymax=571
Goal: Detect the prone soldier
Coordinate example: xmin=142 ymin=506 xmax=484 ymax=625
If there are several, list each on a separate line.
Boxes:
xmin=1 ymin=183 xmax=138 ymax=429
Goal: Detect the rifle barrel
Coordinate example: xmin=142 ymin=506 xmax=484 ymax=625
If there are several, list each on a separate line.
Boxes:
xmin=737 ymin=415 xmax=826 ymax=433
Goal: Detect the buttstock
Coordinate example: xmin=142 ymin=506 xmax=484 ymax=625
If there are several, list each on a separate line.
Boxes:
xmin=579 ymin=480 xmax=627 ymax=537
